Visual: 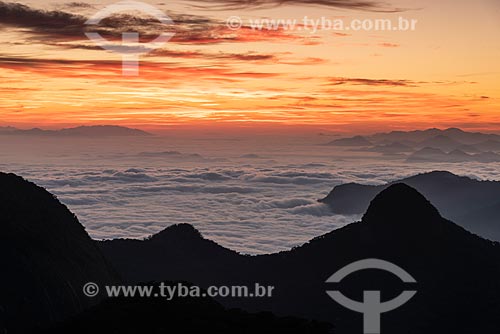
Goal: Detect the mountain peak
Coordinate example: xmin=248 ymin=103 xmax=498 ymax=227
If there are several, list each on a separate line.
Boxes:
xmin=149 ymin=223 xmax=203 ymax=242
xmin=362 ymin=183 xmax=442 ymax=227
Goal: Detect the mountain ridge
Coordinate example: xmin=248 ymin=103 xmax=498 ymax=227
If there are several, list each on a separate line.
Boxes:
xmin=0 ymin=125 xmax=152 ymax=137
xmin=2 ymin=172 xmax=500 ymax=333
xmin=324 ymin=128 xmax=500 ymax=156
xmin=99 ymin=183 xmax=500 ymax=333
xmin=319 ymin=170 xmax=500 ymax=241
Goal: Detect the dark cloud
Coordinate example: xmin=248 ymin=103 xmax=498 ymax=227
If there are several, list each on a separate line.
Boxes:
xmin=0 ymin=56 xmax=279 ymax=82
xmin=0 ymin=2 xmax=301 ymax=46
xmin=148 ymin=49 xmax=276 ymax=61
xmin=64 ymin=2 xmax=95 ymax=9
xmin=328 ymin=78 xmax=480 ymax=88
xmin=329 ymin=77 xmax=416 ymax=87
xmin=0 ymin=2 xmax=155 ymax=41
xmin=379 ymin=42 xmax=400 ymax=48
xmin=189 ymin=0 xmax=402 ymax=11
xmin=0 ymin=1 xmax=85 ymax=28
xmin=0 ymin=2 xmax=202 ymax=42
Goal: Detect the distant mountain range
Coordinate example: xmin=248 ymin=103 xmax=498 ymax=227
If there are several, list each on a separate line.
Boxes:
xmin=0 ymin=125 xmax=152 ymax=137
xmin=3 ymin=172 xmax=500 ymax=333
xmin=325 ymin=135 xmax=372 ymax=146
xmin=319 ymin=171 xmax=500 ymax=241
xmin=326 ymin=128 xmax=500 ymax=161
xmin=370 ymin=127 xmax=500 ymax=145
xmin=407 ymin=147 xmax=500 ymax=163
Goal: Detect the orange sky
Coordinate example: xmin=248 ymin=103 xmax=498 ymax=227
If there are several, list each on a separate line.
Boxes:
xmin=0 ymin=0 xmax=499 ymax=133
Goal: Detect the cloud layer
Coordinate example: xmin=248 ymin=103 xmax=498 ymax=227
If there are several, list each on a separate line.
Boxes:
xmin=3 ymin=136 xmax=500 ymax=255
xmin=190 ymin=0 xmax=402 ymax=11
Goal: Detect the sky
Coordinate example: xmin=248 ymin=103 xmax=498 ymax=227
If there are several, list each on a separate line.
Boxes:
xmin=0 ymin=0 xmax=499 ymax=134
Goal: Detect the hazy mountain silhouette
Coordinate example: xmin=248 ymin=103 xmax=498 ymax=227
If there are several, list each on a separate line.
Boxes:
xmin=369 ymin=127 xmax=500 ymax=145
xmin=0 ymin=125 xmax=151 ymax=137
xmin=325 ymin=135 xmax=372 ymax=146
xmin=417 ymin=135 xmax=463 ymax=151
xmin=320 ymin=171 xmax=500 ymax=240
xmin=355 ymin=141 xmax=413 ymax=154
xmin=476 ymin=151 xmax=500 ymax=162
xmin=101 ymin=184 xmax=500 ymax=333
xmin=43 ymin=282 xmax=333 ymax=334
xmin=456 ymin=143 xmax=482 ymax=154
xmin=406 ymin=147 xmax=500 ymax=163
xmin=473 ymin=139 xmax=500 ymax=151
xmin=0 ymin=173 xmax=119 ymax=333
xmin=329 ymin=129 xmax=500 ymax=157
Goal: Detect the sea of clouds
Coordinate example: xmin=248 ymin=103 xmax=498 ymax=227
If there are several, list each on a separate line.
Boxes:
xmin=2 ymin=136 xmax=500 ymax=254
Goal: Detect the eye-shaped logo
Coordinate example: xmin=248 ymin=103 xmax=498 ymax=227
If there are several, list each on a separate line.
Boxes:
xmin=85 ymin=1 xmax=175 ymax=75
xmin=326 ymin=259 xmax=417 ymax=334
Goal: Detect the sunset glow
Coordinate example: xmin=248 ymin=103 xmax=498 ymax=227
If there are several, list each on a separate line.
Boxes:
xmin=1 ymin=0 xmax=499 ymax=133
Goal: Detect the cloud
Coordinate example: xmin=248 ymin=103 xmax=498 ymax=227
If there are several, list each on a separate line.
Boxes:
xmin=170 ymin=24 xmax=305 ymax=45
xmin=289 ymin=203 xmax=338 ymax=216
xmin=0 ymin=1 xmax=85 ymax=28
xmin=148 ymin=49 xmax=277 ymax=62
xmin=15 ymin=153 xmax=500 ymax=255
xmin=257 ymin=198 xmax=314 ymax=209
xmin=176 ymin=172 xmax=232 ymax=182
xmin=63 ymin=2 xmax=95 ymax=9
xmin=379 ymin=42 xmax=400 ymax=48
xmin=0 ymin=2 xmax=302 ymax=46
xmin=243 ymin=171 xmax=337 ymax=185
xmin=189 ymin=0 xmax=403 ymax=11
xmin=136 ymin=151 xmax=225 ymax=162
xmin=329 ymin=77 xmax=417 ymax=87
xmin=0 ymin=56 xmax=279 ymax=83
xmin=278 ymin=57 xmax=327 ymax=65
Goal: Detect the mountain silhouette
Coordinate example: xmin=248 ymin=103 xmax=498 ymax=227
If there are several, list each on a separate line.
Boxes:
xmin=43 ymin=282 xmax=333 ymax=334
xmin=0 ymin=125 xmax=151 ymax=137
xmin=369 ymin=127 xmax=500 ymax=145
xmin=0 ymin=173 xmax=119 ymax=333
xmin=101 ymin=184 xmax=500 ymax=333
xmin=320 ymin=171 xmax=500 ymax=241
xmin=330 ymin=129 xmax=500 ymax=157
xmin=417 ymin=135 xmax=463 ymax=151
xmin=354 ymin=141 xmax=413 ymax=154
xmin=99 ymin=224 xmax=244 ymax=285
xmin=473 ymin=139 xmax=500 ymax=151
xmin=407 ymin=148 xmax=500 ymax=163
xmin=325 ymin=135 xmax=372 ymax=146
xmin=3 ymin=172 xmax=500 ymax=333
xmin=0 ymin=172 xmax=333 ymax=333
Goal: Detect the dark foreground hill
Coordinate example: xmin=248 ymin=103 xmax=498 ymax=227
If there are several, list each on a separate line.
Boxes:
xmin=319 ymin=170 xmax=500 ymax=241
xmin=0 ymin=172 xmax=332 ymax=333
xmin=43 ymin=282 xmax=332 ymax=334
xmin=99 ymin=224 xmax=247 ymax=286
xmin=0 ymin=173 xmax=119 ymax=333
xmin=3 ymin=172 xmax=500 ymax=333
xmin=101 ymin=184 xmax=500 ymax=334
